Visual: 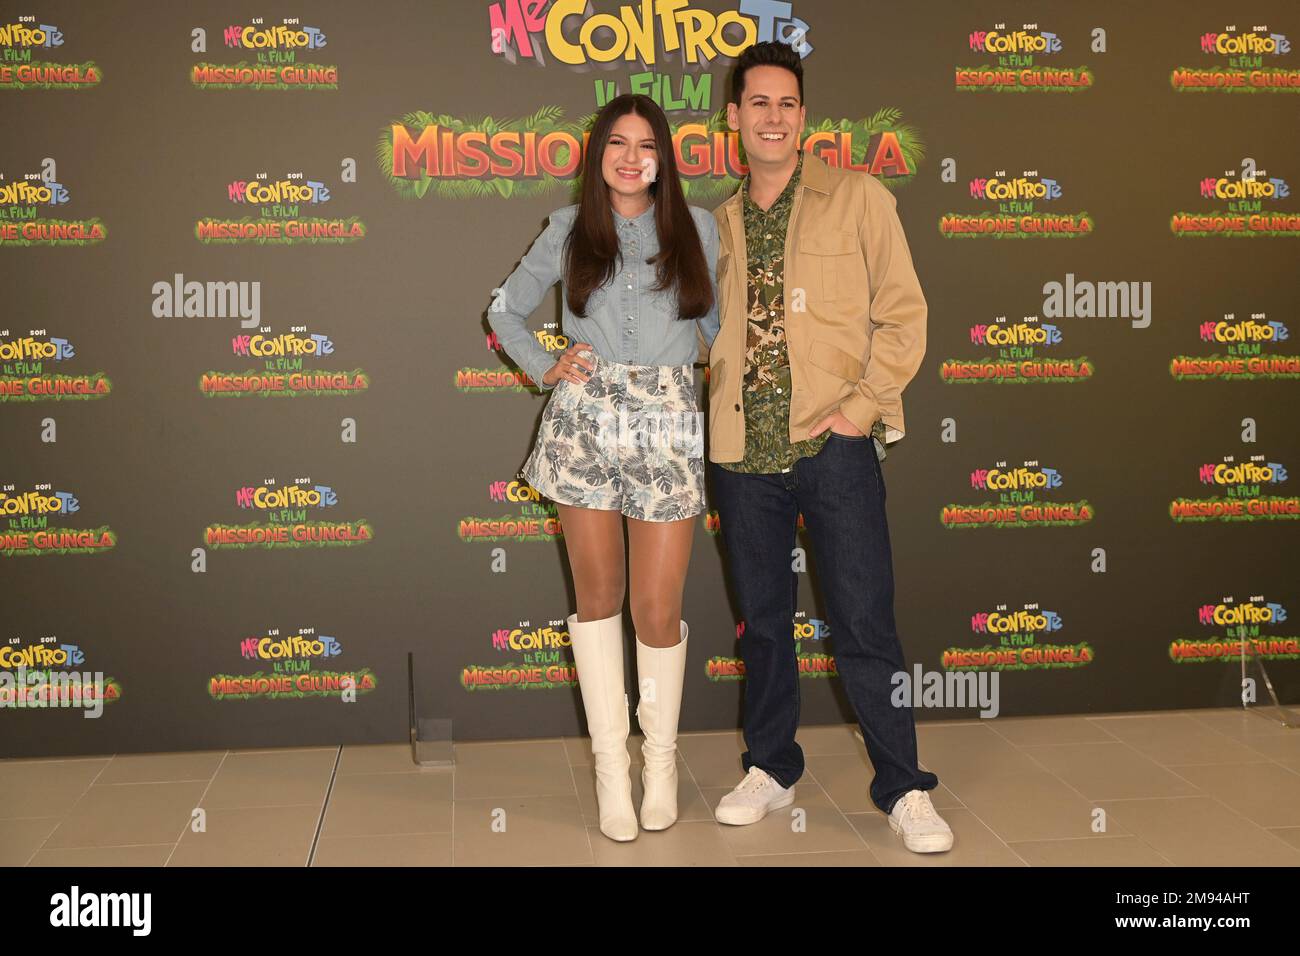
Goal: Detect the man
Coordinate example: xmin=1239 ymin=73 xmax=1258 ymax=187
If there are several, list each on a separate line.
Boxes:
xmin=708 ymin=41 xmax=952 ymax=853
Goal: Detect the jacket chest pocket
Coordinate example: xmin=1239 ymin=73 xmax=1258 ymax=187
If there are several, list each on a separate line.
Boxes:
xmin=798 ymin=231 xmax=858 ymax=302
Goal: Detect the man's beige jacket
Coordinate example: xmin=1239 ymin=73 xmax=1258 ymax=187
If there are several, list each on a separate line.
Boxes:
xmin=706 ymin=151 xmax=927 ymax=464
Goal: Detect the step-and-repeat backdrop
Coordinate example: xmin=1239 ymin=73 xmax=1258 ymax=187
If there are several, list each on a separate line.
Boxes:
xmin=3 ymin=0 xmax=1297 ymax=757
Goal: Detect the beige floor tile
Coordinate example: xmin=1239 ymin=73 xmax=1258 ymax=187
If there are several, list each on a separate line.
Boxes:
xmin=847 ymin=808 xmax=1026 ymax=866
xmin=944 ymin=770 xmax=1130 ymax=843
xmin=738 ymin=849 xmax=880 ymax=866
xmin=1237 ymin=731 xmax=1300 ymax=767
xmin=313 ymin=832 xmax=453 ymax=866
xmin=319 ymin=770 xmax=452 ymax=838
xmin=1008 ymin=836 xmax=1172 ymax=866
xmin=988 ymin=715 xmax=1122 ymax=747
xmin=170 ymin=805 xmax=319 ymax=866
xmin=29 ymin=844 xmax=175 ymax=866
xmin=921 ymin=782 xmax=962 ymax=810
xmin=0 ymin=817 xmax=61 ymax=867
xmin=1019 ymin=742 xmax=1201 ymax=800
xmin=804 ymin=752 xmax=963 ymax=814
xmin=676 ymin=730 xmax=747 ymax=788
xmin=1081 ymin=707 xmax=1190 ymax=720
xmin=200 ymin=749 xmax=337 ymax=810
xmin=1100 ymin=796 xmax=1300 ymax=866
xmin=699 ymin=781 xmax=867 ymax=856
xmin=0 ymin=758 xmax=111 ymax=818
xmin=20 ymin=712 xmax=1300 ymax=867
xmin=338 ymin=743 xmax=426 ymax=774
xmin=1088 ymin=714 xmax=1260 ymax=765
xmin=913 ymin=723 xmax=1044 ymax=790
xmin=453 ymin=794 xmax=593 ymax=866
xmin=573 ymin=761 xmax=711 ymax=827
xmin=97 ymin=751 xmax=226 ymax=784
xmin=588 ymin=820 xmax=738 ymax=866
xmin=44 ymin=781 xmax=208 ymax=849
xmin=1166 ymin=762 xmax=1300 ymax=828
xmin=1269 ymin=827 xmax=1300 ymax=851
xmin=1182 ymin=706 xmax=1296 ymax=742
xmin=562 ymin=735 xmax=595 ymax=766
xmin=453 ymin=739 xmax=575 ymax=799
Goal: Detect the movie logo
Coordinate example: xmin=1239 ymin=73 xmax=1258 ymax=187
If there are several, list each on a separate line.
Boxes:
xmin=196 ymin=170 xmax=364 ymax=243
xmin=941 ymin=168 xmax=1091 ymax=238
xmin=1169 ymin=595 xmax=1297 ymax=662
xmin=461 ymin=619 xmax=578 ymax=690
xmin=0 ymin=633 xmax=120 ymax=716
xmin=200 ymin=326 xmax=369 ymax=397
xmin=941 ymin=315 xmax=1091 ymax=384
xmin=944 ymin=602 xmax=1093 ymax=671
xmin=0 ymin=17 xmax=100 ymax=89
xmin=942 ymin=460 xmax=1093 ymax=529
xmin=209 ymin=625 xmax=377 ymax=700
xmin=0 ymin=329 xmax=111 ymax=401
xmin=487 ymin=0 xmax=813 ymax=68
xmin=192 ymin=18 xmax=337 ymax=90
xmin=0 ymin=165 xmax=105 ymax=246
xmin=1171 ymin=163 xmax=1297 ymax=237
xmin=956 ymin=24 xmax=1092 ymax=93
xmin=1170 ymin=455 xmax=1296 ymax=522
xmin=203 ymin=477 xmax=373 ymax=550
xmin=380 ymin=109 xmax=921 ymax=202
xmin=0 ymin=484 xmax=116 ymax=557
xmin=459 ymin=475 xmax=561 ymax=543
xmin=1171 ymin=311 xmax=1298 ymax=380
xmin=1171 ymin=26 xmax=1297 ymax=92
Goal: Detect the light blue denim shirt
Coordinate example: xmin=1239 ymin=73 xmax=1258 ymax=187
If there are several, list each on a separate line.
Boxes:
xmin=489 ymin=202 xmax=720 ymax=391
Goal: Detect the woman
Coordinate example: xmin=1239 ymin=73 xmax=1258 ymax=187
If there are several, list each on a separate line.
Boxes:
xmin=488 ymin=94 xmax=719 ymax=842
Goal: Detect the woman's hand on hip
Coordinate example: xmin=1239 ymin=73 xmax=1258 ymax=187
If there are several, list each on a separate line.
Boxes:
xmin=542 ymin=342 xmax=596 ymax=386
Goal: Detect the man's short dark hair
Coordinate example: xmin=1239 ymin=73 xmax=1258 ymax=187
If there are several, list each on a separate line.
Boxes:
xmin=730 ymin=40 xmax=804 ymax=105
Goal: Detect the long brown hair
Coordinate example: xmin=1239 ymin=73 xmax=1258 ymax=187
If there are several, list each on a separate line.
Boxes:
xmin=564 ymin=94 xmax=713 ymax=321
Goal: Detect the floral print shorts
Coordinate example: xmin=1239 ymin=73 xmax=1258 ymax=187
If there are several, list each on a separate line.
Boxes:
xmin=523 ymin=351 xmax=706 ymax=522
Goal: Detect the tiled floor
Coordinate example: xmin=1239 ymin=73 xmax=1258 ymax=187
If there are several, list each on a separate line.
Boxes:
xmin=4 ymin=706 xmax=1299 ymax=866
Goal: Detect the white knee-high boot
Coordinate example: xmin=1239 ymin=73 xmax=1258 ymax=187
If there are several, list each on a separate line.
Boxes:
xmin=635 ymin=621 xmax=688 ymax=831
xmin=568 ymin=611 xmax=637 ymax=842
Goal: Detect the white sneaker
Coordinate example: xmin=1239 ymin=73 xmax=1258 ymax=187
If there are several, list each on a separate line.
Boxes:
xmin=714 ymin=767 xmax=795 ymax=826
xmin=888 ymin=789 xmax=954 ymax=852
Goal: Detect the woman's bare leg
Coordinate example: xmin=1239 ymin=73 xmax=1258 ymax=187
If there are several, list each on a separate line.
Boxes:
xmin=556 ymin=503 xmax=626 ymax=621
xmin=627 ymin=516 xmax=695 ymax=647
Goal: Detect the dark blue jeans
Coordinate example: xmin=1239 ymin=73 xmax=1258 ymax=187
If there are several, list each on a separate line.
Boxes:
xmin=711 ymin=431 xmax=939 ymax=815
